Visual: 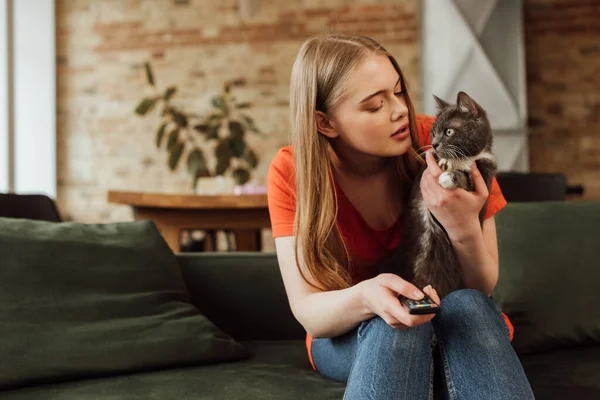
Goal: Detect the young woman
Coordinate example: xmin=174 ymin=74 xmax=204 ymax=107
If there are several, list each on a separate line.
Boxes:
xmin=267 ymin=33 xmax=534 ymax=399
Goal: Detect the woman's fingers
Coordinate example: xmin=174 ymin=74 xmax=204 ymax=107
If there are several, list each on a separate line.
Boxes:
xmin=425 ymin=150 xmax=443 ymax=177
xmin=383 ymin=297 xmax=436 ymax=329
xmin=384 ymin=312 xmax=434 ymax=330
xmin=379 ymin=273 xmax=425 ymax=301
xmin=423 ymin=285 xmax=441 ymax=305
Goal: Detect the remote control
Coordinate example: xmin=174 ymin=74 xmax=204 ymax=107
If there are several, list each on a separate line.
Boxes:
xmin=399 ymin=292 xmax=441 ymax=315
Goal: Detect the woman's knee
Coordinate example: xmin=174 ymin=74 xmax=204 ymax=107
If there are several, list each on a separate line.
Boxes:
xmin=436 ymin=289 xmax=508 ymax=339
xmin=359 ymin=316 xmax=435 ymax=352
xmin=440 ymin=288 xmax=495 ymax=313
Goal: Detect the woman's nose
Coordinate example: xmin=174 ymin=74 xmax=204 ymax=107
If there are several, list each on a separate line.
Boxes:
xmin=391 ymin=98 xmax=408 ymax=121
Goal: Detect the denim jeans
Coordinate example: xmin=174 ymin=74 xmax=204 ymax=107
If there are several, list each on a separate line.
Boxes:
xmin=311 ymin=289 xmax=535 ymax=399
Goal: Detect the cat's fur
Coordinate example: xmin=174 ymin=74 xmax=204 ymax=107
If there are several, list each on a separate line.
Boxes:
xmin=404 ymin=91 xmax=498 ymax=299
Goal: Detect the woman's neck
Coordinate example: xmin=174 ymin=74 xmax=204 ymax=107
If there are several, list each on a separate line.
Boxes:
xmin=328 ymin=142 xmax=390 ymax=179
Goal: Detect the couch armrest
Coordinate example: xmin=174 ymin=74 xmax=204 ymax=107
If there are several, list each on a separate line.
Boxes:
xmin=176 ymin=252 xmax=305 ymax=341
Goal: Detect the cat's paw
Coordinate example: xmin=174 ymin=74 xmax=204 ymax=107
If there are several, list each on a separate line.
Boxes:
xmin=439 ymin=172 xmax=455 ymax=189
xmin=438 ymin=159 xmax=448 ymax=171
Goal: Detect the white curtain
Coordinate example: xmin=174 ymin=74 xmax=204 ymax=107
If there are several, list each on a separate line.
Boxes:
xmin=0 ymin=0 xmax=56 ymax=197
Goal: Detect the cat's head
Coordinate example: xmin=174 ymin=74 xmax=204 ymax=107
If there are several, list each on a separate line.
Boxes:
xmin=429 ymin=92 xmax=492 ymax=159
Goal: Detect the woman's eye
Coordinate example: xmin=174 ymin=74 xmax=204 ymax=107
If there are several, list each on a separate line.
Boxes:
xmin=394 ymin=91 xmax=403 ymax=97
xmin=445 ymin=128 xmax=455 ymax=136
xmin=369 ymin=101 xmax=384 ymax=112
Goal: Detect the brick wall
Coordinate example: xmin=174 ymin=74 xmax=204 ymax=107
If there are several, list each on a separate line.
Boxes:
xmin=524 ymin=0 xmax=600 ymax=200
xmin=55 ymin=0 xmax=420 ymax=225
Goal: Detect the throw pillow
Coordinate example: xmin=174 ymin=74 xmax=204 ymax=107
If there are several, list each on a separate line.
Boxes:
xmin=492 ymin=201 xmax=600 ymax=353
xmin=0 ymin=218 xmax=247 ymax=389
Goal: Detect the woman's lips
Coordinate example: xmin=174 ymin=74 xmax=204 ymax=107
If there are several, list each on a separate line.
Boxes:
xmin=391 ymin=125 xmax=409 ymax=140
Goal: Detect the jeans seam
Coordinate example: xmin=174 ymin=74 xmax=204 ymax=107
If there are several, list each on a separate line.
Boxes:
xmin=357 ymin=317 xmax=373 ymax=340
xmin=344 ymin=319 xmax=377 ymax=400
xmin=437 ymin=337 xmax=457 ymax=400
xmin=428 ymin=333 xmax=438 ymax=400
xmin=343 ymin=320 xmax=369 ymax=399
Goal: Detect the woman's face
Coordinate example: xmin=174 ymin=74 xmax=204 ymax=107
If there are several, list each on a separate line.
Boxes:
xmin=321 ymin=54 xmax=412 ymax=160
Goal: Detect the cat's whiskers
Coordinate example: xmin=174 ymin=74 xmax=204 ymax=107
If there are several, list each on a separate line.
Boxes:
xmin=416 ymin=144 xmax=433 ymax=157
xmin=445 ymin=145 xmax=467 ymax=159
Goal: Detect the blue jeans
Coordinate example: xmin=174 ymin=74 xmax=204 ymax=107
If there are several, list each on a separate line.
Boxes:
xmin=311 ymin=289 xmax=534 ymax=399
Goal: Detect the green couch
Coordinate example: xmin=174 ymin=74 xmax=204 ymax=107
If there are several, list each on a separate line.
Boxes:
xmin=1 ymin=202 xmax=600 ymax=399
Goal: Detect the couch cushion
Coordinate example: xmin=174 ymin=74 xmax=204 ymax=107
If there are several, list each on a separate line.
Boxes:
xmin=492 ymin=201 xmax=600 ymax=353
xmin=3 ymin=340 xmax=599 ymax=400
xmin=0 ymin=341 xmax=345 ymax=400
xmin=177 ymin=252 xmax=306 ymax=341
xmin=520 ymin=345 xmax=600 ymax=399
xmin=0 ymin=218 xmax=247 ymax=390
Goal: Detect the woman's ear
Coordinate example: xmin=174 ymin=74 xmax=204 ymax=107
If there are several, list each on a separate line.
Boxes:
xmin=316 ymin=111 xmax=339 ymax=139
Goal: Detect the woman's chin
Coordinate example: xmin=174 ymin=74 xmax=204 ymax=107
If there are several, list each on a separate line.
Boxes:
xmin=383 ymin=138 xmax=412 ymax=157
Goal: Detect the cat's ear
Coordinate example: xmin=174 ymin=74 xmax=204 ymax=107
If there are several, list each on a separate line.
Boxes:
xmin=433 ymin=95 xmax=450 ymax=111
xmin=457 ymin=91 xmax=484 ymax=117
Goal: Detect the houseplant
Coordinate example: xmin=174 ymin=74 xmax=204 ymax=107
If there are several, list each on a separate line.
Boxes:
xmin=134 ymin=62 xmax=263 ymax=191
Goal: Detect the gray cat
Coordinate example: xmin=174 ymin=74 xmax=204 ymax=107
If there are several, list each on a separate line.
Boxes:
xmin=404 ymin=91 xmax=498 ymax=299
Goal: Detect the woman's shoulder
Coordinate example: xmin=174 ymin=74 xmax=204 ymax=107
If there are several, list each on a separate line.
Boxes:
xmin=414 ymin=114 xmax=436 ymax=146
xmin=268 ymin=145 xmax=296 ymax=187
xmin=269 ymin=145 xmax=295 ymax=174
xmin=415 ymin=113 xmax=436 ymax=123
xmin=415 ymin=114 xmax=436 ymax=132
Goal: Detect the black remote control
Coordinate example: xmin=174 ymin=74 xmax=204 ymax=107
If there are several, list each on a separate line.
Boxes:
xmin=399 ymin=293 xmax=441 ymax=315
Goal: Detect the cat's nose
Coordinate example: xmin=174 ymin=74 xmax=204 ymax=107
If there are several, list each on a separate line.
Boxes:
xmin=432 ymin=143 xmax=440 ymax=150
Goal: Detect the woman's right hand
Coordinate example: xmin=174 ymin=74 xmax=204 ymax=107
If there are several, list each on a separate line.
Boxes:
xmin=357 ymin=273 xmax=441 ymax=329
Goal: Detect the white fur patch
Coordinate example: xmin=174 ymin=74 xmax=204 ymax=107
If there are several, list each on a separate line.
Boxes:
xmin=439 ymin=172 xmax=454 ymax=189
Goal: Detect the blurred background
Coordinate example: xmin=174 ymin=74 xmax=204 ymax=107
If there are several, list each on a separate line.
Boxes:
xmin=0 ymin=0 xmax=598 ymax=251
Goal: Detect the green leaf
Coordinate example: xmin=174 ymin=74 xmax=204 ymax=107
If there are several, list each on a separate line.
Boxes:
xmin=168 ymin=142 xmax=184 ymax=171
xmin=186 ymin=149 xmax=210 ymax=178
xmin=229 ymin=135 xmax=246 ymax=158
xmin=216 ymin=138 xmax=233 ymax=160
xmin=241 ymin=114 xmax=262 ymax=135
xmin=164 ymin=86 xmax=177 ymax=101
xmin=144 ymin=62 xmax=155 ymax=86
xmin=215 ymin=156 xmax=230 ymax=176
xmin=193 ymin=124 xmax=210 ymax=133
xmin=155 ymin=123 xmax=167 ymax=148
xmin=134 ymin=97 xmax=156 ymax=115
xmin=215 ymin=138 xmax=232 ymax=176
xmin=169 ymin=108 xmax=188 ymax=128
xmin=232 ymin=167 xmax=250 ymax=185
xmin=208 ymin=113 xmax=224 ymax=123
xmin=244 ymin=148 xmax=259 ymax=168
xmin=212 ymin=95 xmax=228 ymax=115
xmin=167 ymin=128 xmax=179 ymax=150
xmin=207 ymin=124 xmax=220 ymax=140
xmin=236 ymin=102 xmax=251 ymax=109
xmin=229 ymin=120 xmax=245 ymax=140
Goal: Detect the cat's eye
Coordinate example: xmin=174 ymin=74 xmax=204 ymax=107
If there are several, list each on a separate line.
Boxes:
xmin=445 ymin=128 xmax=455 ymax=136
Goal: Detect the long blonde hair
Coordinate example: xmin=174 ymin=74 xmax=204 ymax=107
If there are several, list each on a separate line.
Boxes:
xmin=290 ymin=33 xmax=422 ymax=291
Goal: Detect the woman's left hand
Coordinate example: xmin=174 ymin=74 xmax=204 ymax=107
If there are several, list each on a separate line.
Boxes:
xmin=420 ymin=150 xmax=488 ymax=237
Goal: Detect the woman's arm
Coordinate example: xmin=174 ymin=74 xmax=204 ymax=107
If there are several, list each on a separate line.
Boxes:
xmin=446 ymin=217 xmax=499 ymax=295
xmin=275 ymin=236 xmax=437 ymax=338
xmin=275 ymin=236 xmax=374 ymax=338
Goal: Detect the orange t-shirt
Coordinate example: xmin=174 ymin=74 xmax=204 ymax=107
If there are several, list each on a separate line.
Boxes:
xmin=267 ymin=114 xmax=512 ymax=370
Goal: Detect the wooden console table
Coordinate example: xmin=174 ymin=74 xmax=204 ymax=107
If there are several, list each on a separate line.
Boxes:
xmin=107 ymin=191 xmax=270 ymax=253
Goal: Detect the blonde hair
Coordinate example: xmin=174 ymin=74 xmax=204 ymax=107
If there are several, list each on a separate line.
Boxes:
xmin=290 ymin=33 xmax=422 ymax=291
